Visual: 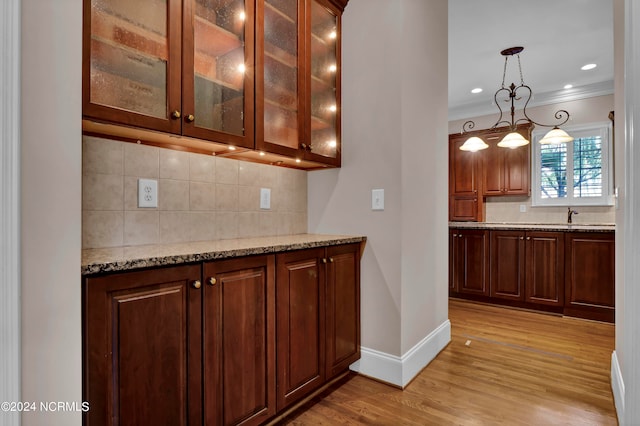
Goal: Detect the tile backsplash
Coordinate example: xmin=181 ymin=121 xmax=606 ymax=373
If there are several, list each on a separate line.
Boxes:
xmin=484 ymin=196 xmax=615 ymax=224
xmin=82 ymin=136 xmax=307 ymax=248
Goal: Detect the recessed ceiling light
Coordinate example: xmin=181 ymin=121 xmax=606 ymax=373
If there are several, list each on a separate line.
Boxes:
xmin=581 ymin=63 xmax=597 ymax=71
xmin=564 ymin=84 xmax=573 ymax=89
xmin=471 ymin=88 xmax=483 ymax=94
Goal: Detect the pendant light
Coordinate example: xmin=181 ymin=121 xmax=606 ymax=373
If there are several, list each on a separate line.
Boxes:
xmin=459 ymin=47 xmax=573 ymax=150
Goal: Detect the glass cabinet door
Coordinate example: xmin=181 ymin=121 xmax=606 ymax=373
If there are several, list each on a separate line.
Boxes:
xmin=308 ymin=0 xmax=340 ymax=163
xmin=183 ymin=0 xmax=254 ymax=148
xmin=85 ymin=0 xmax=182 ymax=133
xmin=256 ymin=0 xmax=304 ymax=155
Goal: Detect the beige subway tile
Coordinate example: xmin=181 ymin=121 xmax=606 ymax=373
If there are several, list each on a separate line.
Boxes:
xmin=216 ymin=184 xmax=239 ymax=211
xmin=216 ymin=211 xmax=238 ymax=240
xmin=190 ymin=211 xmax=217 ymax=241
xmin=190 ymin=153 xmax=216 ymax=182
xmin=259 ymin=211 xmax=278 ymax=237
xmin=291 ymin=212 xmax=307 ymax=234
xmin=160 ymin=148 xmax=190 ymax=180
xmin=239 ymin=161 xmax=261 ymax=186
xmin=159 ymin=211 xmax=193 ymax=244
xmin=82 ymin=211 xmax=123 ymax=248
xmin=258 ymin=163 xmax=278 ymax=188
xmin=160 ymin=179 xmax=190 ymax=211
xmin=237 ymin=212 xmax=261 ymax=238
xmin=215 ymin=157 xmax=239 ymax=185
xmin=239 ymin=185 xmax=260 ymax=211
xmin=123 ymin=176 xmax=138 ymax=211
xmin=124 ymin=143 xmax=159 ymax=178
xmin=83 ymin=173 xmax=124 ymax=211
xmin=277 ymin=212 xmax=294 ymax=235
xmin=83 ymin=137 xmax=124 ymax=175
xmin=124 ymin=211 xmax=159 ymax=246
xmin=190 ymin=182 xmax=216 ymax=211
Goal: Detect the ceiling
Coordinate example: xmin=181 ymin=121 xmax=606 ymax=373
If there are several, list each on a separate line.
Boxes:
xmin=448 ymin=0 xmax=614 ymax=121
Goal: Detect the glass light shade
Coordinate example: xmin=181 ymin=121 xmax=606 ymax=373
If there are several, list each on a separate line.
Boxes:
xmin=459 ymin=136 xmax=489 ymax=152
xmin=539 ymin=127 xmax=574 ymax=144
xmin=497 ymin=132 xmax=529 ymax=149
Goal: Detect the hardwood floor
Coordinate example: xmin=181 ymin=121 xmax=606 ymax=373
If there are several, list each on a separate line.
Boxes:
xmin=279 ymin=299 xmax=617 ymax=425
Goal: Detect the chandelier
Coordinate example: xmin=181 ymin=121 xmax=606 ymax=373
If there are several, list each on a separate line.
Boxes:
xmin=459 ymin=46 xmax=574 ymax=152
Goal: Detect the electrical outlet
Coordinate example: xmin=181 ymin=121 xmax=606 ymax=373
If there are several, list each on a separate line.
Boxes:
xmin=138 ymin=178 xmax=158 ymax=208
xmin=260 ymin=188 xmax=271 ymax=210
xmin=519 ymin=204 xmax=527 ymax=213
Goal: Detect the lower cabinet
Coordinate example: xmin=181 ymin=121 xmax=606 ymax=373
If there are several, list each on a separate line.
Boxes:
xmin=451 ymin=227 xmax=613 ymax=321
xmin=84 ymin=244 xmax=361 ymax=425
xmin=275 ymin=243 xmax=361 ymax=411
xmin=564 ymin=232 xmax=615 ymax=322
xmin=203 ymin=256 xmax=276 ymax=426
xmin=83 ymin=264 xmax=203 ymax=426
xmin=490 ymin=230 xmax=564 ymax=306
xmin=450 ymin=229 xmax=489 ymax=296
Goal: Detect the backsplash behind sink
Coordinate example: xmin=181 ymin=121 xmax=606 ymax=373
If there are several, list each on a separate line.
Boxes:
xmin=82 ymin=136 xmax=308 ymax=249
xmin=484 ymin=197 xmax=615 ymax=225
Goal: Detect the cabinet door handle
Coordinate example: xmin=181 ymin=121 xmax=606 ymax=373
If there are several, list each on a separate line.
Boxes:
xmin=458 ymin=234 xmax=463 ymax=238
xmin=301 ymin=143 xmax=308 ymax=150
xmin=171 ymin=110 xmax=181 ymax=119
xmin=322 ymin=258 xmax=327 ymax=264
xmin=185 ymin=114 xmax=195 ymax=123
xmin=307 ymin=144 xmax=313 ymax=151
xmin=208 ymin=277 xmax=216 ymax=286
xmin=526 ymin=237 xmax=531 ymax=240
xmin=329 ymin=257 xmax=334 ymax=263
xmin=520 ymin=236 xmax=524 ymax=240
xmin=192 ymin=280 xmax=202 ymax=289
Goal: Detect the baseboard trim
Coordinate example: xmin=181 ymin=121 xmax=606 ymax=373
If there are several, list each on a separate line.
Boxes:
xmin=350 ymin=319 xmax=451 ymax=388
xmin=611 ymin=350 xmax=625 ymax=421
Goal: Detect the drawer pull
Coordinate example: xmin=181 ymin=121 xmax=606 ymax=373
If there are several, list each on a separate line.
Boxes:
xmin=208 ymin=277 xmax=216 ymax=286
xmin=192 ymin=280 xmax=201 ymax=289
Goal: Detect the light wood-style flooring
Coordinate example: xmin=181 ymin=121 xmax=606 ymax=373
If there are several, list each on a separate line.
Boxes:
xmin=280 ymin=299 xmax=617 ymax=425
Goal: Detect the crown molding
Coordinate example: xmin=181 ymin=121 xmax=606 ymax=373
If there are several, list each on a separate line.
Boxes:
xmin=448 ymin=80 xmax=614 ymax=122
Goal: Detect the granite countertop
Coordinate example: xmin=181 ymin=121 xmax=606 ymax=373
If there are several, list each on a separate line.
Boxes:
xmin=82 ymin=234 xmax=367 ymax=276
xmin=449 ymin=222 xmax=615 ymax=232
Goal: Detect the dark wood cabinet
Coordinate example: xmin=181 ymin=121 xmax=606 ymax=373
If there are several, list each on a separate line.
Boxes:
xmin=83 ymin=0 xmax=347 ymax=167
xmin=276 ymin=247 xmax=326 ymax=410
xmin=490 ymin=230 xmax=525 ymax=301
xmin=564 ymin=232 xmax=615 ymax=322
xmin=525 ymin=231 xmax=564 ymax=306
xmin=325 ymin=243 xmax=361 ymax=379
xmin=256 ymin=0 xmax=343 ymax=166
xmin=450 ymin=229 xmax=489 ymax=296
xmin=489 ymin=230 xmax=563 ymax=306
xmin=203 ymin=255 xmax=276 ymax=426
xmin=275 ymin=242 xmax=361 ymax=410
xmin=84 ymin=264 xmax=203 ymax=426
xmin=449 ymin=136 xmax=483 ymax=221
xmin=84 ymin=243 xmax=361 ymax=425
xmin=482 ymin=127 xmax=531 ymax=196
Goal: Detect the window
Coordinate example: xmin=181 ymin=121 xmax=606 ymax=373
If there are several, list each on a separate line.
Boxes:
xmin=532 ymin=122 xmax=613 ymax=206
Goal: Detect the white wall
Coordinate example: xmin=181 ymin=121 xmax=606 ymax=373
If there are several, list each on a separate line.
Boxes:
xmin=21 ymin=0 xmax=82 ymax=425
xmin=308 ymin=0 xmax=450 ymax=387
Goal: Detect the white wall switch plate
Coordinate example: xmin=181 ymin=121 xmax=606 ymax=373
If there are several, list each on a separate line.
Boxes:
xmin=519 ymin=204 xmax=527 ymax=213
xmin=260 ymin=188 xmax=271 ymax=210
xmin=372 ymin=189 xmax=384 ymax=211
xmin=138 ymin=178 xmax=158 ymax=208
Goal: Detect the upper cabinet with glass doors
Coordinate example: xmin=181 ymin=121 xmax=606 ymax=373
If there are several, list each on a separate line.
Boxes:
xmin=256 ymin=0 xmax=344 ymax=166
xmin=83 ymin=0 xmax=254 ymax=149
xmin=83 ymin=0 xmax=347 ymax=166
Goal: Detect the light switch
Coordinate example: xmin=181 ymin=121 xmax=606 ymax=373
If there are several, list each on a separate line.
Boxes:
xmin=260 ymin=188 xmax=271 ymax=210
xmin=138 ymin=179 xmax=158 ymax=208
xmin=372 ymin=189 xmax=384 ymax=211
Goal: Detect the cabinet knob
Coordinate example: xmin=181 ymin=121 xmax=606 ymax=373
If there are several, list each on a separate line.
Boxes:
xmin=322 ymin=258 xmax=327 ymax=264
xmin=192 ymin=280 xmax=202 ymax=289
xmin=526 ymin=237 xmax=531 ymax=240
xmin=458 ymin=234 xmax=463 ymax=238
xmin=520 ymin=236 xmax=524 ymax=240
xmin=208 ymin=277 xmax=216 ymax=286
xmin=171 ymin=110 xmax=181 ymax=119
xmin=329 ymin=257 xmax=334 ymax=263
xmin=307 ymin=144 xmax=313 ymax=151
xmin=301 ymin=143 xmax=307 ymax=150
xmin=185 ymin=114 xmax=195 ymax=123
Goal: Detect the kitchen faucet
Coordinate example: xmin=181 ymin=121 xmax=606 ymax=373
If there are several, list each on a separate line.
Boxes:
xmin=567 ymin=207 xmax=579 ymax=224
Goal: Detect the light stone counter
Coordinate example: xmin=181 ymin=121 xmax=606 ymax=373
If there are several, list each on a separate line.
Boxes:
xmin=449 ymin=222 xmax=615 ymax=232
xmin=82 ymin=234 xmax=367 ymax=276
